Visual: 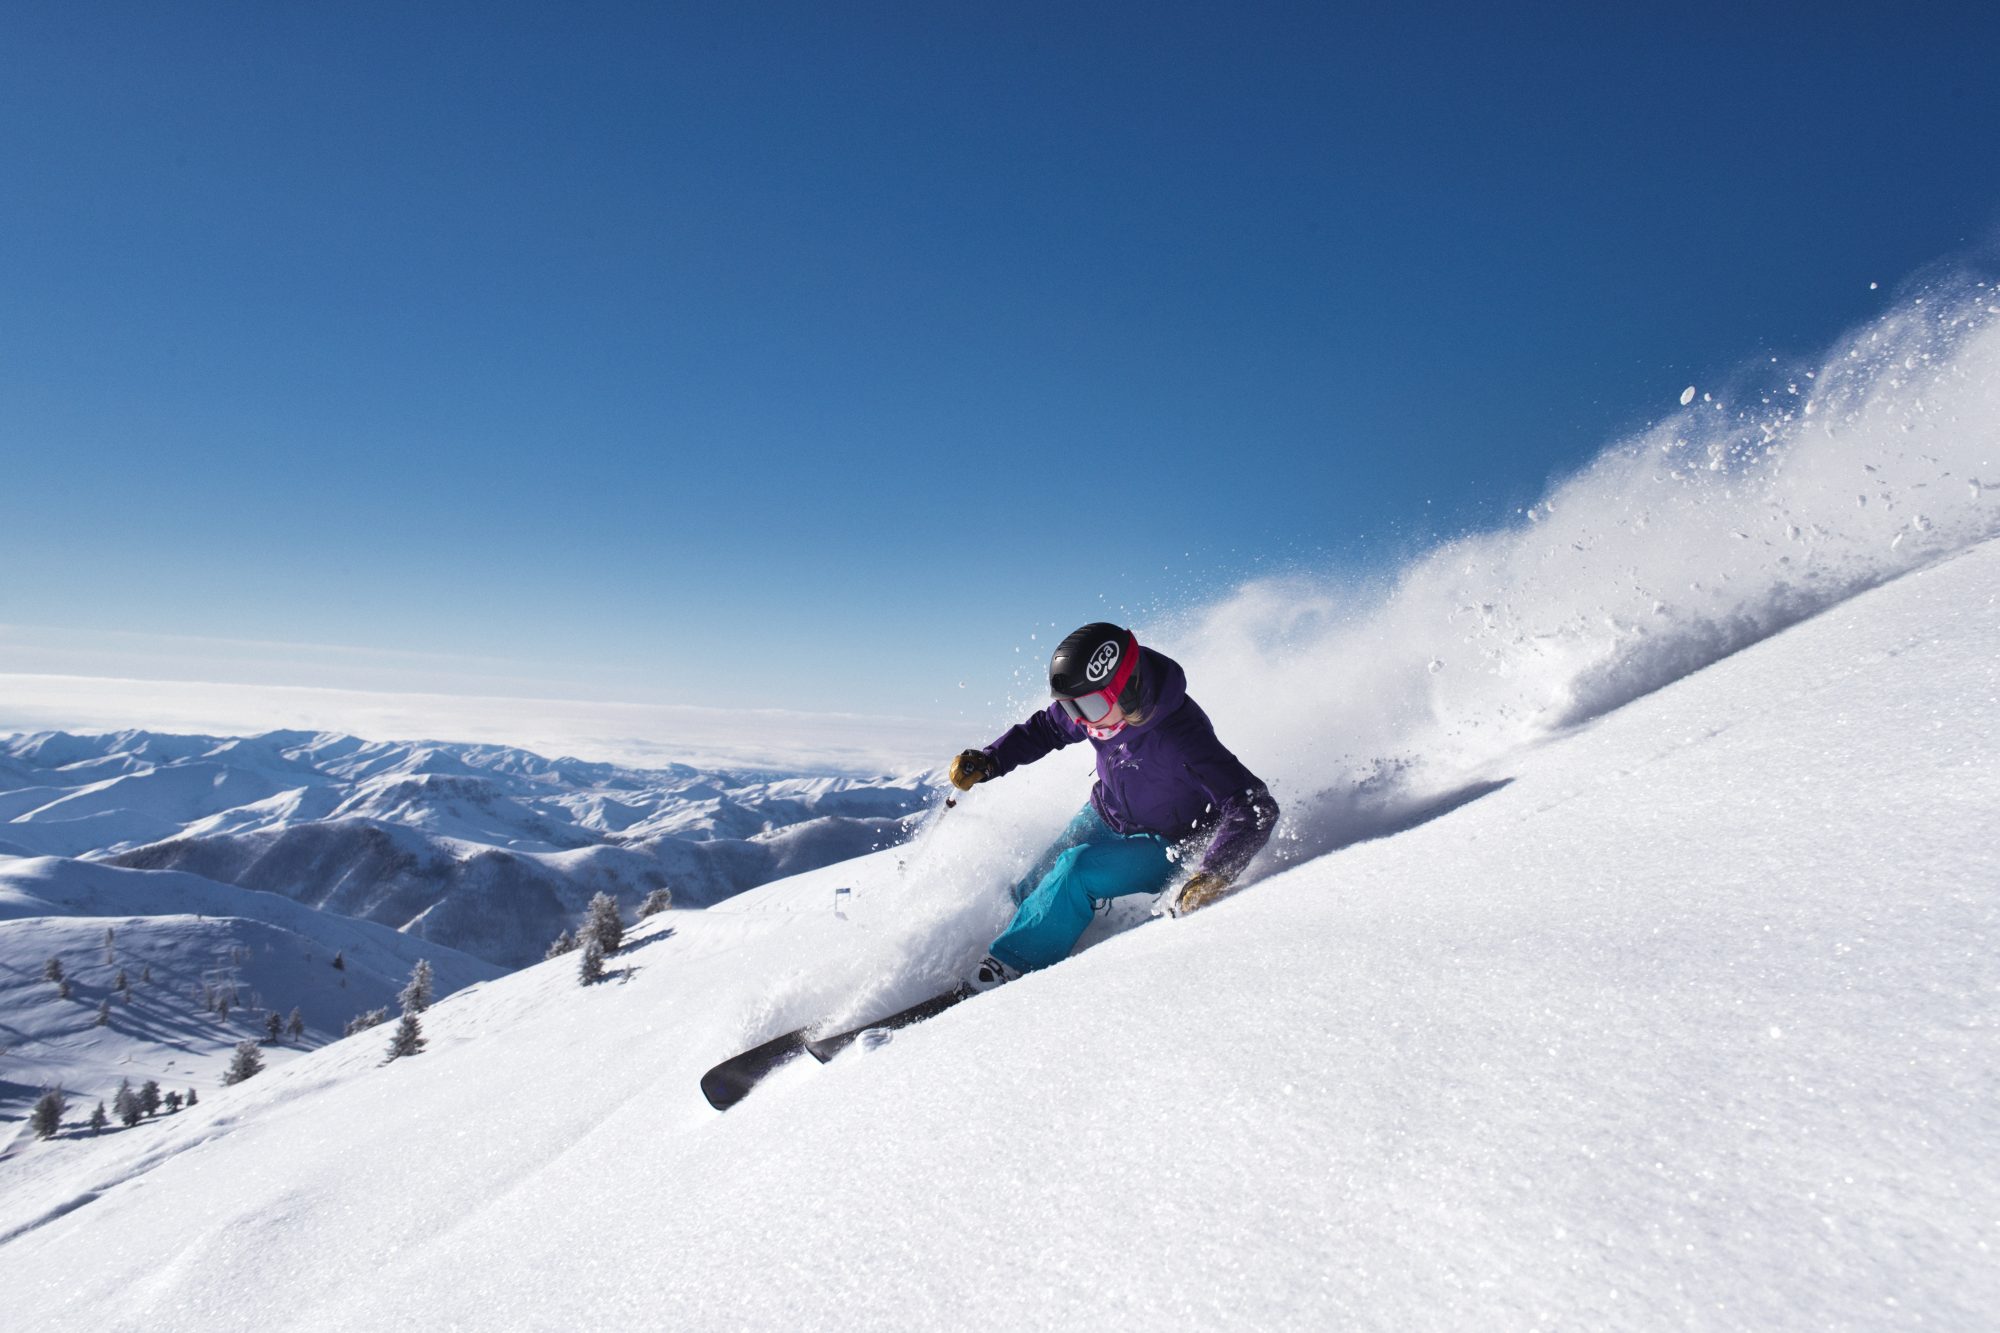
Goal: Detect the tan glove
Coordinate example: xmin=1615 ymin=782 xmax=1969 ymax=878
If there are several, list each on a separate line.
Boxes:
xmin=948 ymin=749 xmax=997 ymax=791
xmin=1170 ymin=871 xmax=1232 ymax=916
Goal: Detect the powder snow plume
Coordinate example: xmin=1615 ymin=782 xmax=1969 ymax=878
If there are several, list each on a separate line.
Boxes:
xmin=830 ymin=267 xmax=2000 ymax=991
xmin=1155 ymin=267 xmax=2000 ymax=869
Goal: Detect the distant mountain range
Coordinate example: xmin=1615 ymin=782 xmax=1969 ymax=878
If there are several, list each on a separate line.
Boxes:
xmin=0 ymin=727 xmax=931 ymax=1126
xmin=1 ymin=729 xmax=930 ymax=967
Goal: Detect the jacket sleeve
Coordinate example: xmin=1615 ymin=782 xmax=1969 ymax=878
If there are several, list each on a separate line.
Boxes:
xmin=1195 ymin=780 xmax=1280 ymax=881
xmin=984 ymin=703 xmax=1080 ymax=777
xmin=1178 ymin=725 xmax=1280 ymax=881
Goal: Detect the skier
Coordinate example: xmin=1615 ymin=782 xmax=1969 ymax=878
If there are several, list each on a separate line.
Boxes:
xmin=948 ymin=622 xmax=1279 ymax=990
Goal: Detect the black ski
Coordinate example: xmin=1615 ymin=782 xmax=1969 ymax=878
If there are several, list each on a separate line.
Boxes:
xmin=700 ymin=986 xmax=973 ymax=1111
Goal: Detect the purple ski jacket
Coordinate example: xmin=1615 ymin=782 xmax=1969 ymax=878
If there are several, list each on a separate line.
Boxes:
xmin=984 ymin=647 xmax=1279 ymax=881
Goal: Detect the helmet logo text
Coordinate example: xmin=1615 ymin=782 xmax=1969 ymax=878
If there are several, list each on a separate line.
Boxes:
xmin=1085 ymin=641 xmax=1120 ymax=683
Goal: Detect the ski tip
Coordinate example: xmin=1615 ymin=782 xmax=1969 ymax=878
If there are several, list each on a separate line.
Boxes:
xmin=699 ymin=1030 xmax=811 ymax=1111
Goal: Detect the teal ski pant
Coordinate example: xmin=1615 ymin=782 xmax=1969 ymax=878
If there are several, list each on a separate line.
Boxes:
xmin=988 ymin=804 xmax=1175 ymax=973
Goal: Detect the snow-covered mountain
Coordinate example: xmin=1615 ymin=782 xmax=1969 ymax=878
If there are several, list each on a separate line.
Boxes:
xmin=0 ymin=524 xmax=1992 ymax=1328
xmin=0 ymin=731 xmax=926 ymax=1128
xmin=0 ymin=730 xmax=928 ymax=966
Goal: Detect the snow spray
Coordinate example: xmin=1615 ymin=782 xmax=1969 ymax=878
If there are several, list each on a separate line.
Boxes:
xmin=1151 ymin=266 xmax=2000 ymax=868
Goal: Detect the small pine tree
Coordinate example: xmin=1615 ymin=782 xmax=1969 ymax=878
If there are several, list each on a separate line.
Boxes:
xmin=544 ymin=928 xmax=577 ymax=960
xmin=639 ymin=887 xmax=674 ymax=918
xmin=57 ymin=977 xmax=71 ymax=1000
xmin=385 ymin=1012 xmax=426 ymax=1061
xmin=578 ymin=936 xmax=606 ymax=985
xmin=43 ymin=956 xmax=64 ymax=984
xmin=287 ymin=1007 xmax=305 ymax=1041
xmin=185 ymin=1087 xmax=198 ymax=1107
xmin=89 ymin=1101 xmax=109 ymax=1135
xmin=115 ymin=1080 xmax=143 ymax=1128
xmin=115 ymin=967 xmax=130 ymax=994
xmin=398 ymin=959 xmax=435 ymax=1015
xmin=164 ymin=1090 xmax=183 ymax=1112
xmin=31 ymin=1088 xmax=66 ymax=1139
xmin=216 ymin=995 xmax=231 ymax=1021
xmin=264 ymin=1012 xmax=283 ymax=1044
xmin=223 ymin=1040 xmax=264 ymax=1086
xmin=582 ymin=892 xmax=624 ymax=955
xmin=331 ymin=950 xmax=345 ymax=971
xmin=142 ymin=964 xmax=153 ymax=983
xmin=96 ymin=998 xmax=111 ymax=1027
xmin=140 ymin=1080 xmax=162 ymax=1116
xmin=343 ymin=1007 xmax=390 ymax=1037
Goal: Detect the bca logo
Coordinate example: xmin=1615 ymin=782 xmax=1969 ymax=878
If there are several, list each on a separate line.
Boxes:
xmin=1085 ymin=640 xmax=1120 ymax=682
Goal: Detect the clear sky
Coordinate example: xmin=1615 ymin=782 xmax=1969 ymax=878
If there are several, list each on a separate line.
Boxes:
xmin=4 ymin=2 xmax=1998 ymax=767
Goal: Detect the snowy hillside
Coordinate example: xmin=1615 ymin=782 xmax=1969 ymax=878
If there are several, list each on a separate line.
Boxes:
xmin=0 ymin=526 xmax=1992 ymax=1328
xmin=0 ymin=730 xmax=927 ymax=965
xmin=0 ymin=857 xmax=500 ymax=1132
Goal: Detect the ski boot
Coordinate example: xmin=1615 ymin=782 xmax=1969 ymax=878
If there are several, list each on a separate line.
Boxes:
xmin=963 ymin=954 xmax=1020 ymax=994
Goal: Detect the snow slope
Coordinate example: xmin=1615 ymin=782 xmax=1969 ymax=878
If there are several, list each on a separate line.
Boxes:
xmin=0 ymin=533 xmax=1991 ymax=1330
xmin=0 ymin=858 xmax=501 ymax=1127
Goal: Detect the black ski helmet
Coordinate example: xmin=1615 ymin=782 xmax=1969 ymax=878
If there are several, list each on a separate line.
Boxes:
xmin=1049 ymin=622 xmax=1143 ymax=709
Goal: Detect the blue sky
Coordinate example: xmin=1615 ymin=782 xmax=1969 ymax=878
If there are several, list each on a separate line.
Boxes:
xmin=4 ymin=2 xmax=1998 ymax=763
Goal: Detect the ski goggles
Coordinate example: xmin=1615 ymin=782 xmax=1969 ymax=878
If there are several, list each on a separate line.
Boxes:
xmin=1057 ymin=688 xmax=1120 ymax=725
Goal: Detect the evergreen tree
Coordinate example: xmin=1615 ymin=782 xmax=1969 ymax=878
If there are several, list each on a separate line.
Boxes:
xmin=582 ymin=891 xmax=624 ymax=955
xmin=89 ymin=1101 xmax=108 ymax=1135
xmin=385 ymin=1012 xmax=426 ymax=1061
xmin=264 ymin=1012 xmax=283 ymax=1044
xmin=287 ymin=1007 xmax=305 ymax=1041
xmin=164 ymin=1090 xmax=183 ymax=1113
xmin=216 ymin=995 xmax=231 ymax=1021
xmin=544 ymin=928 xmax=577 ymax=960
xmin=578 ymin=936 xmax=606 ymax=985
xmin=223 ymin=1040 xmax=264 ymax=1085
xmin=142 ymin=964 xmax=152 ymax=983
xmin=331 ymin=949 xmax=345 ymax=971
xmin=31 ymin=1088 xmax=66 ymax=1139
xmin=344 ymin=1007 xmax=390 ymax=1037
xmin=96 ymin=998 xmax=111 ymax=1026
xmin=43 ymin=956 xmax=64 ymax=984
xmin=140 ymin=1080 xmax=162 ymax=1116
xmin=114 ymin=1079 xmax=143 ymax=1127
xmin=115 ymin=967 xmax=130 ymax=996
xmin=398 ymin=959 xmax=435 ymax=1015
xmin=185 ymin=1087 xmax=198 ymax=1107
xmin=58 ymin=977 xmax=71 ymax=1000
xmin=639 ymin=887 xmax=674 ymax=918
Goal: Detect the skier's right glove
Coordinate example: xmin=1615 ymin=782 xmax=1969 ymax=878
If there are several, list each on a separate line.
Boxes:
xmin=948 ymin=749 xmax=997 ymax=791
